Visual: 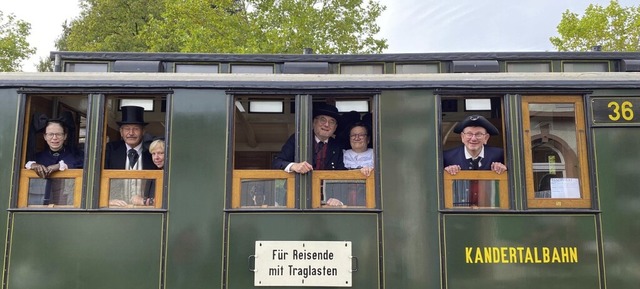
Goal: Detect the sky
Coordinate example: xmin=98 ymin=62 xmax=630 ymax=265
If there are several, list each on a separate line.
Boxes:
xmin=1 ymin=0 xmax=637 ymax=72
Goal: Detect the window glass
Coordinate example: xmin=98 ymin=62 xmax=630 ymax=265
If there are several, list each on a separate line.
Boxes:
xmin=563 ymin=62 xmax=608 ymax=72
xmin=395 ymin=63 xmax=439 ymax=74
xmin=64 ymin=62 xmax=109 ymax=72
xmin=28 ymin=178 xmax=76 ymax=206
xmin=340 ymin=64 xmax=384 ymax=74
xmin=507 ymin=62 xmax=551 ymax=73
xmin=175 ymin=64 xmax=219 ymax=73
xmin=322 ymin=180 xmax=367 ymax=207
xmin=522 ymin=95 xmax=591 ymax=208
xmin=239 ymin=179 xmax=288 ymax=208
xmin=231 ymin=64 xmax=274 ymax=74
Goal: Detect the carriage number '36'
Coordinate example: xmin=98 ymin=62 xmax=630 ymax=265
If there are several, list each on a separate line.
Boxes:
xmin=608 ymin=101 xmax=634 ymax=121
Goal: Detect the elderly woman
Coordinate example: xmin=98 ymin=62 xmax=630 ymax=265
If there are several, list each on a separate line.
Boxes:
xmin=343 ymin=122 xmax=374 ymax=176
xmin=326 ymin=122 xmax=374 ymax=207
xmin=25 ymin=119 xmax=83 ymax=205
xmin=25 ymin=119 xmax=83 ymax=177
xmin=149 ymin=139 xmax=165 ymax=169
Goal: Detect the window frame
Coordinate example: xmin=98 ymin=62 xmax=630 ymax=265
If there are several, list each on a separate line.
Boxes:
xmin=17 ymin=94 xmax=88 ymax=209
xmin=521 ymin=95 xmax=592 ymax=208
xmin=100 ymin=95 xmax=168 ymax=210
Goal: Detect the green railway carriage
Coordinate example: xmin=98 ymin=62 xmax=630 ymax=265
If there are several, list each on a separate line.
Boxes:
xmin=0 ymin=51 xmax=639 ymax=289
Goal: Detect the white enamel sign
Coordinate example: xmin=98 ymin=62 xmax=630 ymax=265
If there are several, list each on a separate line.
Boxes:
xmin=253 ymin=241 xmax=353 ymax=287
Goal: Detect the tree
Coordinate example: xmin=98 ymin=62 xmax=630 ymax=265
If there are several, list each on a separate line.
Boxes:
xmin=63 ymin=0 xmax=167 ymax=51
xmin=60 ymin=0 xmax=387 ymax=54
xmin=550 ymin=0 xmax=640 ymax=52
xmin=0 ymin=11 xmax=36 ymax=72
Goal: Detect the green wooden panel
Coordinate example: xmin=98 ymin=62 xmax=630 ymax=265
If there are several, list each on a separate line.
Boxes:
xmin=227 ymin=213 xmax=379 ymax=289
xmin=379 ymin=90 xmax=441 ymax=288
xmin=0 ymin=89 xmax=20 ymax=287
xmin=164 ymin=89 xmax=227 ymax=289
xmin=8 ymin=213 xmax=163 ymax=289
xmin=593 ymin=128 xmax=640 ymax=289
xmin=443 ymin=214 xmax=599 ymax=289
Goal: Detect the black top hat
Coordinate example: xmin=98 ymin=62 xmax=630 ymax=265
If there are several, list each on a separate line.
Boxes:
xmin=117 ymin=106 xmax=148 ymax=126
xmin=453 ymin=115 xmax=499 ymax=135
xmin=313 ymin=103 xmax=341 ymax=122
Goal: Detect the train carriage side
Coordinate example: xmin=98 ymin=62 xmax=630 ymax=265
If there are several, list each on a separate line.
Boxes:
xmin=0 ymin=51 xmax=640 ymax=289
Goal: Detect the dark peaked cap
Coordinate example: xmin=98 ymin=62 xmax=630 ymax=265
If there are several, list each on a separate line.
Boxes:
xmin=117 ymin=106 xmax=148 ymax=126
xmin=453 ymin=115 xmax=499 ymax=135
xmin=313 ymin=103 xmax=341 ymax=122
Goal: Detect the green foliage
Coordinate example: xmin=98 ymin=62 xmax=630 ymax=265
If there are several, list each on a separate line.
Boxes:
xmin=0 ymin=11 xmax=36 ymax=72
xmin=63 ymin=0 xmax=167 ymax=52
xmin=550 ymin=0 xmax=640 ymax=51
xmin=36 ymin=57 xmax=54 ymax=72
xmin=60 ymin=0 xmax=387 ymax=54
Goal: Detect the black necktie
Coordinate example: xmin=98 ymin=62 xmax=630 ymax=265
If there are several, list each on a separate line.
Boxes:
xmin=470 ymin=157 xmax=482 ymax=170
xmin=128 ymin=148 xmax=139 ymax=169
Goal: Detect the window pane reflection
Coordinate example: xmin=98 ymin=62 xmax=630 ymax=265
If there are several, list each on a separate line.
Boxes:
xmin=28 ymin=178 xmax=75 ymax=206
xmin=109 ymin=178 xmax=155 ymax=207
xmin=452 ymin=180 xmax=501 ymax=208
xmin=529 ymin=103 xmax=582 ymax=199
xmin=322 ymin=180 xmax=367 ymax=207
xmin=240 ymin=179 xmax=287 ymax=208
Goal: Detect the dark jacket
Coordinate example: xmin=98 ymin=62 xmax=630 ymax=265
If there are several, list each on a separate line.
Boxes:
xmin=272 ymin=134 xmax=345 ymax=170
xmin=34 ymin=146 xmax=84 ymax=168
xmin=104 ymin=140 xmax=155 ymax=169
xmin=443 ymin=146 xmax=504 ymax=170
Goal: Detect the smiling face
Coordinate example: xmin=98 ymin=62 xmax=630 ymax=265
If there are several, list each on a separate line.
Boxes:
xmin=313 ymin=115 xmax=337 ymax=141
xmin=151 ymin=148 xmax=165 ymax=168
xmin=119 ymin=124 xmax=144 ymax=147
xmin=460 ymin=126 xmax=490 ymax=157
xmin=349 ymin=125 xmax=369 ymax=153
xmin=44 ymin=122 xmax=67 ymax=151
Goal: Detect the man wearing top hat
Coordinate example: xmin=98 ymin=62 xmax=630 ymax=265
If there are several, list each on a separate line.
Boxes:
xmin=272 ymin=102 xmax=346 ymax=173
xmin=105 ymin=106 xmax=155 ymax=206
xmin=443 ymin=115 xmax=507 ymax=175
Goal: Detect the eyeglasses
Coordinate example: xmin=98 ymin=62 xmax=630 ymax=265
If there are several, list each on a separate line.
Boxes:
xmin=316 ymin=116 xmax=337 ymax=127
xmin=462 ymin=132 xmax=487 ymax=139
xmin=45 ymin=132 xmax=65 ymax=139
xmin=350 ymin=133 xmax=368 ymax=139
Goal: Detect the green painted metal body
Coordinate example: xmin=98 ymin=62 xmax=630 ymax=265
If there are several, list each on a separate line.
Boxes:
xmin=0 ymin=82 xmax=639 ymax=289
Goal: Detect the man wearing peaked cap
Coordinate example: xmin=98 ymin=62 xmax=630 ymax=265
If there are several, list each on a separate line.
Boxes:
xmin=104 ymin=106 xmax=156 ymax=207
xmin=273 ymin=102 xmax=345 ymax=175
xmin=443 ymin=115 xmax=507 ymax=175
xmin=273 ymin=102 xmax=347 ymax=206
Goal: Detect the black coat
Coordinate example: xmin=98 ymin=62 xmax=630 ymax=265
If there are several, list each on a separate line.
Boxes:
xmin=104 ymin=140 xmax=155 ymax=169
xmin=272 ymin=134 xmax=345 ymax=170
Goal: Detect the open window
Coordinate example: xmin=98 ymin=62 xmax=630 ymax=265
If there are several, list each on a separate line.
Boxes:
xmin=18 ymin=94 xmax=87 ymax=208
xmin=522 ymin=95 xmax=591 ymax=208
xmin=231 ymin=95 xmax=296 ymax=209
xmin=99 ymin=95 xmax=167 ymax=209
xmin=230 ymin=95 xmax=377 ymax=209
xmin=441 ymin=96 xmax=509 ymax=209
xmin=310 ymin=96 xmax=376 ymax=209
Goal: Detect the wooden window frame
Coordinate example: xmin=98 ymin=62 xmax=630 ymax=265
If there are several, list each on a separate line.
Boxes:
xmin=522 ymin=95 xmax=591 ymax=208
xmin=18 ymin=169 xmax=83 ymax=208
xmin=443 ymin=171 xmax=509 ymax=209
xmin=231 ymin=170 xmax=295 ymax=209
xmin=311 ymin=170 xmax=375 ymax=209
xmin=99 ymin=170 xmax=164 ymax=209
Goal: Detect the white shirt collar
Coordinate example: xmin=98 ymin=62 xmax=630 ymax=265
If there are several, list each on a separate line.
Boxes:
xmin=464 ymin=145 xmax=485 ymax=160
